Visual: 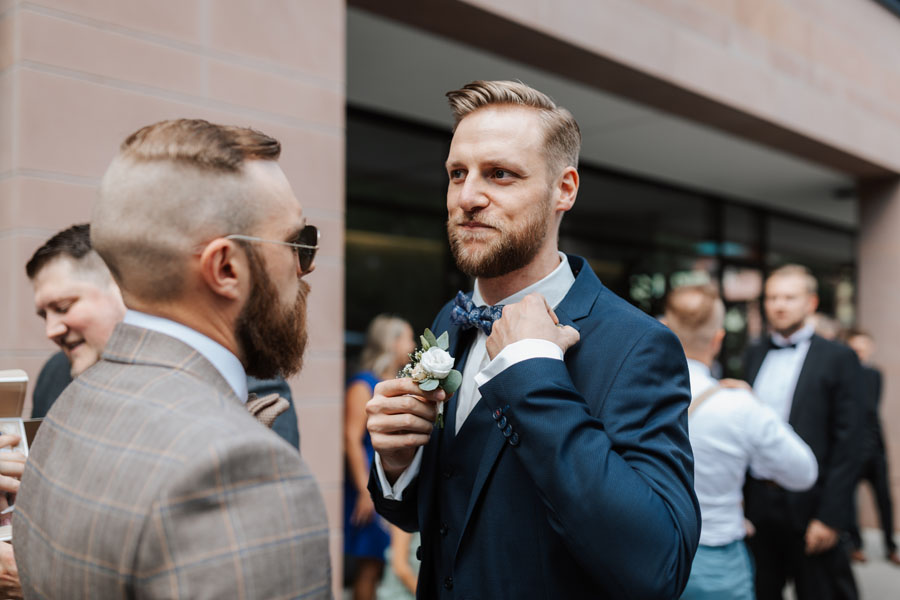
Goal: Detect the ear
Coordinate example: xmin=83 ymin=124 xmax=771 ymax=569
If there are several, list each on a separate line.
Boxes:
xmin=809 ymin=294 xmax=820 ymax=315
xmin=712 ymin=328 xmax=726 ymax=356
xmin=554 ymin=166 xmax=579 ymax=214
xmin=198 ymin=239 xmax=247 ymax=301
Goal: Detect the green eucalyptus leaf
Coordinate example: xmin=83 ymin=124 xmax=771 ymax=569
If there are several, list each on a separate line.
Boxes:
xmin=419 ymin=378 xmax=440 ymax=391
xmin=436 ymin=331 xmax=450 ymax=350
xmin=441 ymin=369 xmax=462 ymax=396
xmin=420 ymin=335 xmax=430 ymax=350
xmin=423 ymin=328 xmax=439 ymax=348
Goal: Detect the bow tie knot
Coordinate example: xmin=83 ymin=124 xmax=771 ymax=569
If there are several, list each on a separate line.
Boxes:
xmin=450 ymin=291 xmax=504 ymax=335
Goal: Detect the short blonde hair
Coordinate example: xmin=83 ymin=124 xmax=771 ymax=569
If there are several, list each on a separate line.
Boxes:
xmin=93 ymin=119 xmax=282 ymax=302
xmin=446 ymin=80 xmax=581 ymax=172
xmin=768 ymin=264 xmax=818 ymax=295
xmin=664 ymin=285 xmax=725 ymax=355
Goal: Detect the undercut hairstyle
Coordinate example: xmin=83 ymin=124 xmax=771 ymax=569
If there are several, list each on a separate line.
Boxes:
xmin=768 ymin=264 xmax=818 ymax=295
xmin=446 ymin=80 xmax=581 ymax=172
xmin=664 ymin=284 xmax=725 ymax=355
xmin=26 ymin=223 xmax=112 ymax=285
xmin=92 ymin=119 xmax=281 ymax=302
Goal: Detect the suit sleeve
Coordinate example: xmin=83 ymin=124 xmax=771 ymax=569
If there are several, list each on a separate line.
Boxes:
xmin=814 ymin=348 xmax=864 ymax=530
xmin=134 ymin=435 xmax=331 ymax=599
xmin=369 ymin=467 xmax=421 ymax=533
xmin=477 ymin=325 xmax=700 ymax=599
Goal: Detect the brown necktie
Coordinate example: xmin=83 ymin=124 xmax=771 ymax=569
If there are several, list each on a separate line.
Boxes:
xmin=245 ymin=392 xmax=290 ymax=428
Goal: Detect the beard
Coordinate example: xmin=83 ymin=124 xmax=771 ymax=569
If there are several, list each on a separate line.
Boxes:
xmin=235 ymin=245 xmax=309 ymax=380
xmin=447 ymin=196 xmax=553 ymax=279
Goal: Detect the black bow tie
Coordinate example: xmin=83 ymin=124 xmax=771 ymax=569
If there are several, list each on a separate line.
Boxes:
xmin=768 ymin=338 xmax=797 ymax=351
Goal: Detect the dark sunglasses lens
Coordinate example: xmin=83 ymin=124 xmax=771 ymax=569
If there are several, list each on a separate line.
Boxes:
xmin=297 ymin=225 xmax=318 ymax=272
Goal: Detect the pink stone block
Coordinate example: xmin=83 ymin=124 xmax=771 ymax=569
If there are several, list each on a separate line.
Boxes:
xmin=18 ymin=10 xmax=206 ymax=97
xmin=207 ymin=60 xmax=343 ymax=129
xmin=296 ymin=402 xmax=343 ymax=486
xmin=208 ymin=0 xmax=343 ymax=82
xmin=28 ymin=0 xmax=203 ymax=45
xmin=7 ymin=176 xmax=96 ymax=230
xmin=290 ymin=356 xmax=343 ymax=405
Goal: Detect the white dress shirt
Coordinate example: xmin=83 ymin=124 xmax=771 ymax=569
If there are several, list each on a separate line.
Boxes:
xmin=752 ymin=322 xmax=815 ymax=422
xmin=376 ymin=252 xmax=577 ymax=500
xmin=687 ymin=359 xmax=818 ymax=546
xmin=123 ymin=310 xmax=249 ymax=403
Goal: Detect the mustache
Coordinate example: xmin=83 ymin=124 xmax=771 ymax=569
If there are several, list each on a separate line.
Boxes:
xmin=448 ymin=215 xmax=500 ymax=229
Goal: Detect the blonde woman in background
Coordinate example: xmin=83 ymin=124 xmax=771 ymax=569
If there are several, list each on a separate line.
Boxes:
xmin=345 ymin=315 xmax=415 ymax=600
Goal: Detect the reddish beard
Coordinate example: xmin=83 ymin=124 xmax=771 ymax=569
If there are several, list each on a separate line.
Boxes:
xmin=235 ymin=244 xmax=309 ymax=380
xmin=447 ymin=197 xmax=553 ymax=278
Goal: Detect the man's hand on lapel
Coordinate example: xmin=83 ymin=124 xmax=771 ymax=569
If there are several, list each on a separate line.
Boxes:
xmin=367 ymin=378 xmax=445 ymax=484
xmin=486 ymin=293 xmax=580 ymax=360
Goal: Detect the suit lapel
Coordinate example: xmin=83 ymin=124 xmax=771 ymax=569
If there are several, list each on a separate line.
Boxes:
xmin=455 ymin=255 xmax=601 ymax=552
xmin=745 ymin=344 xmax=767 ymax=385
xmin=789 ymin=335 xmax=822 ymax=426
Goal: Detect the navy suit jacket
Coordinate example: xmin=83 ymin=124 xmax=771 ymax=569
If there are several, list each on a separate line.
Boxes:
xmin=371 ymin=255 xmax=700 ymax=599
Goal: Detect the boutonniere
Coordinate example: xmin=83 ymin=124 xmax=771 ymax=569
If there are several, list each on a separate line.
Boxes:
xmin=398 ymin=328 xmax=462 ymax=428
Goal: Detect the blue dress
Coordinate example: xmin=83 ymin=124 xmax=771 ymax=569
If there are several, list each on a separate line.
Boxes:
xmin=344 ymin=371 xmax=390 ymax=559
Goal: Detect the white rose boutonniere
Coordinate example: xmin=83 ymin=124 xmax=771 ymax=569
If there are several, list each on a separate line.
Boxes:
xmin=398 ymin=328 xmax=462 ymax=428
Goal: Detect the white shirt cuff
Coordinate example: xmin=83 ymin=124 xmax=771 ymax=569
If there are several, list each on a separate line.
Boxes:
xmin=474 ymin=338 xmax=564 ymax=388
xmin=374 ymin=446 xmax=423 ymax=501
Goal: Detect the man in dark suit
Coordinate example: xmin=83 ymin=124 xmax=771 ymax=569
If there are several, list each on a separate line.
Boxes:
xmin=743 ymin=264 xmax=863 ymax=599
xmin=843 ymin=329 xmax=899 ymax=565
xmin=366 ymin=80 xmax=700 ymax=598
xmin=26 ymin=224 xmax=301 ymax=448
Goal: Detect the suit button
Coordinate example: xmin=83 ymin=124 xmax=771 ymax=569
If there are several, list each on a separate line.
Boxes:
xmin=509 ymin=432 xmax=520 ymax=446
xmin=442 ymin=467 xmax=453 ymax=479
xmin=416 ymin=545 xmax=422 ymax=560
xmin=444 ymin=576 xmax=454 ymax=590
xmin=503 ymin=424 xmax=513 ymax=438
xmin=497 ymin=415 xmax=507 ymax=429
xmin=492 ymin=408 xmax=502 ymax=421
xmin=440 ymin=522 xmax=449 ymax=536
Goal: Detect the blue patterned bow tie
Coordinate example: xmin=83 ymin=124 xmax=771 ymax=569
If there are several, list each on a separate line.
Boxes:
xmin=450 ymin=291 xmax=504 ymax=335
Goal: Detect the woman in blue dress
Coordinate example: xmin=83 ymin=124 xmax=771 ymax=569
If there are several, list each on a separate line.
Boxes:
xmin=344 ymin=315 xmax=415 ymax=600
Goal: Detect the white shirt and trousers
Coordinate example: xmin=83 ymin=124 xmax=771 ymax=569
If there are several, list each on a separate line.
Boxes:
xmin=681 ymin=358 xmax=817 ymax=600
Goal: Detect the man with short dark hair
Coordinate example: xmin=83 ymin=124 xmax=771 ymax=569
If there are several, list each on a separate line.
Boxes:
xmin=367 ymin=80 xmax=700 ymax=597
xmin=25 ymin=223 xmax=301 ymax=447
xmin=14 ymin=119 xmax=330 ymax=598
xmin=744 ymin=264 xmax=863 ymax=600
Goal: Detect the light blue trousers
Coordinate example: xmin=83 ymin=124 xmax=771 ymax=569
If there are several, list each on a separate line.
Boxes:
xmin=681 ymin=539 xmax=754 ymax=600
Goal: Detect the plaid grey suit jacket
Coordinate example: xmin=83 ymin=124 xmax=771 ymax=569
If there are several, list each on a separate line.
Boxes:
xmin=13 ymin=323 xmax=332 ymax=599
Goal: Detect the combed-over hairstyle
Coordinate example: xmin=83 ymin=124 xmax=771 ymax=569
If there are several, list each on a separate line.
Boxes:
xmin=26 ymin=223 xmax=112 ymax=285
xmin=767 ymin=264 xmax=818 ymax=295
xmin=446 ymin=80 xmax=581 ymax=172
xmin=664 ymin=284 xmax=725 ymax=355
xmin=92 ymin=119 xmax=281 ymax=302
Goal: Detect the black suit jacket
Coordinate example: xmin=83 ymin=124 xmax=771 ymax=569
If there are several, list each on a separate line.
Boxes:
xmin=744 ymin=335 xmax=863 ymax=531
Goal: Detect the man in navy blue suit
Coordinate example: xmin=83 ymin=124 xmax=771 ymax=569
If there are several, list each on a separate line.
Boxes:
xmin=367 ymin=80 xmax=700 ymax=598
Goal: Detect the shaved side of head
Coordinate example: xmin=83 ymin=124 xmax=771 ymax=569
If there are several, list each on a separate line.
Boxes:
xmin=664 ymin=284 xmax=725 ymax=356
xmin=92 ymin=119 xmax=281 ymax=303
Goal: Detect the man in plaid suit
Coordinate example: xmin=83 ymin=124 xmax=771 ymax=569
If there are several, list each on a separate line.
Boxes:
xmin=13 ymin=119 xmax=331 ymax=598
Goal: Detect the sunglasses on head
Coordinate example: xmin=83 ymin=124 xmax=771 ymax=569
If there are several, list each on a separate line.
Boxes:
xmin=225 ymin=224 xmax=319 ymax=274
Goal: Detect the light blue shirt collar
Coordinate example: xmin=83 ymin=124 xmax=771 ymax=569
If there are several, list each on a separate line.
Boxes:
xmin=122 ymin=310 xmax=249 ymax=403
xmin=472 ymin=252 xmax=576 ymax=309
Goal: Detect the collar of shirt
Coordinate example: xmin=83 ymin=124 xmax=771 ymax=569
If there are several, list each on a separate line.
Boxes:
xmin=471 ymin=252 xmax=575 ymax=309
xmin=771 ymin=321 xmax=815 ymax=348
xmin=686 ymin=358 xmax=718 ymax=397
xmin=122 ymin=309 xmax=249 ymax=403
